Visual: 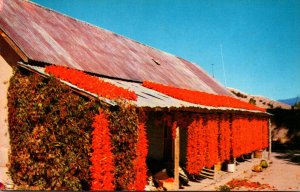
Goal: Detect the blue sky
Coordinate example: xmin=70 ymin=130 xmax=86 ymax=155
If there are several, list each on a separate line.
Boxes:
xmin=32 ymin=0 xmax=300 ymax=100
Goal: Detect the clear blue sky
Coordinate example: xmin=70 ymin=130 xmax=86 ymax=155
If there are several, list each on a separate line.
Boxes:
xmin=32 ymin=0 xmax=300 ymax=100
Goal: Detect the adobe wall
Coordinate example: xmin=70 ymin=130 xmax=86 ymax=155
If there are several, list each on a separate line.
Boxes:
xmin=0 ymin=35 xmax=20 ymax=186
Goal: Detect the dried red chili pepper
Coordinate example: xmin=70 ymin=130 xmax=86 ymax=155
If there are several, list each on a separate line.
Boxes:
xmin=131 ymin=123 xmax=148 ymax=190
xmin=45 ymin=65 xmax=137 ymax=101
xmin=90 ymin=110 xmax=114 ymax=190
xmin=142 ymin=81 xmax=265 ymax=112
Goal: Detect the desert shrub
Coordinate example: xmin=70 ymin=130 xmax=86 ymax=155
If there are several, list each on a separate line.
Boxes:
xmin=218 ymin=185 xmax=231 ymax=191
xmin=8 ymin=69 xmax=100 ymax=190
xmin=249 ymin=98 xmax=256 ymax=105
xmin=267 ymin=103 xmax=274 ymax=108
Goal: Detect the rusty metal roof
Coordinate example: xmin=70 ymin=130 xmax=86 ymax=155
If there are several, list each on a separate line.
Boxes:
xmin=19 ymin=63 xmax=266 ymax=115
xmin=0 ymin=0 xmax=233 ymax=96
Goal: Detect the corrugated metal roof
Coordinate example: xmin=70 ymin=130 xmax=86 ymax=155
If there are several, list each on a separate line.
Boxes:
xmin=19 ymin=63 xmax=265 ymax=114
xmin=0 ymin=0 xmax=233 ymax=96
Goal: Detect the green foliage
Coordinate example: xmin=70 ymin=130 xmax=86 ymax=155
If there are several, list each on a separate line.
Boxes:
xmin=107 ymin=102 xmax=138 ymax=190
xmin=294 ymin=102 xmax=300 ymax=109
xmin=7 ymin=69 xmax=100 ymax=190
xmin=231 ymin=90 xmax=247 ymax=98
xmin=218 ymin=185 xmax=231 ymax=191
xmin=249 ymin=98 xmax=256 ymax=105
xmin=267 ymin=103 xmax=274 ymax=109
xmin=260 ymin=160 xmax=268 ymax=168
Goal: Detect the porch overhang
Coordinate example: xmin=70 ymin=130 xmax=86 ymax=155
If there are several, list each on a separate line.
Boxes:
xmin=18 ymin=62 xmax=271 ymax=116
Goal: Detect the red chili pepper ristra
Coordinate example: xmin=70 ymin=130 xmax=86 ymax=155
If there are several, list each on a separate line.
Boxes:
xmin=219 ymin=115 xmax=231 ymax=162
xmin=186 ymin=115 xmax=221 ymax=173
xmin=131 ymin=123 xmax=148 ymax=190
xmin=90 ymin=110 xmax=114 ymax=190
xmin=232 ymin=116 xmax=269 ymax=157
xmin=186 ymin=117 xmax=206 ymax=174
xmin=186 ymin=114 xmax=268 ymax=174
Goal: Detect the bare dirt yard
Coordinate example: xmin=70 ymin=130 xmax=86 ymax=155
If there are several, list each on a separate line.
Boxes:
xmin=243 ymin=150 xmax=300 ymax=191
xmin=181 ymin=151 xmax=300 ymax=191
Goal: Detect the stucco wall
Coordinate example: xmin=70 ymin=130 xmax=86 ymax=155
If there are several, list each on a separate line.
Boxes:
xmin=0 ymin=35 xmax=20 ymax=186
xmin=0 ymin=55 xmax=13 ymax=185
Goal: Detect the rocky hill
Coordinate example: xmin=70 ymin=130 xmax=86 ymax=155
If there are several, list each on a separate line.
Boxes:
xmin=278 ymin=97 xmax=299 ymax=106
xmin=228 ymin=87 xmax=291 ymax=109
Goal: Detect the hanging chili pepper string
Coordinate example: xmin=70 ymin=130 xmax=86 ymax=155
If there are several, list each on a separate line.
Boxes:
xmin=90 ymin=109 xmax=115 ymax=190
xmin=132 ymin=122 xmax=148 ymax=190
xmin=231 ymin=116 xmax=269 ymax=158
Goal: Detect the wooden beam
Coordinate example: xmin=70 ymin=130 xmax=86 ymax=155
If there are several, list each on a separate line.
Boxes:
xmin=173 ymin=126 xmax=180 ymax=190
xmin=268 ymin=119 xmax=272 ymax=160
xmin=1 ymin=30 xmax=28 ymax=62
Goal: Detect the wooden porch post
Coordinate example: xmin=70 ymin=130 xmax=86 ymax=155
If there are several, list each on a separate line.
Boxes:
xmin=174 ymin=126 xmax=180 ymax=190
xmin=268 ymin=119 xmax=272 ymax=160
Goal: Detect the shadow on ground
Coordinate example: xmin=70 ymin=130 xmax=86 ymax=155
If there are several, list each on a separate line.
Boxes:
xmin=268 ymin=109 xmax=300 ymax=166
xmin=272 ymin=146 xmax=300 ymax=166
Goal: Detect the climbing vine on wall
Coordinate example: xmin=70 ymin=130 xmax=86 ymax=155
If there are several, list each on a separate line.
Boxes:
xmin=45 ymin=66 xmax=149 ymax=189
xmin=7 ymin=69 xmax=149 ymax=190
xmin=8 ymin=69 xmax=100 ymax=190
xmin=108 ymin=102 xmax=139 ymax=190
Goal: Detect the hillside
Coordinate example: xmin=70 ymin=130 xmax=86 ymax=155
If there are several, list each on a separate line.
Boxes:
xmin=278 ymin=97 xmax=299 ymax=106
xmin=228 ymin=88 xmax=291 ymax=109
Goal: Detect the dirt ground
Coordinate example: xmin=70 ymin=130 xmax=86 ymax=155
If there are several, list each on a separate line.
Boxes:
xmin=247 ymin=150 xmax=300 ymax=191
xmin=182 ymin=151 xmax=300 ymax=191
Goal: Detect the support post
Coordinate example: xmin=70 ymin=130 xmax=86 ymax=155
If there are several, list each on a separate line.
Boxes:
xmin=268 ymin=119 xmax=272 ymax=160
xmin=174 ymin=126 xmax=180 ymax=190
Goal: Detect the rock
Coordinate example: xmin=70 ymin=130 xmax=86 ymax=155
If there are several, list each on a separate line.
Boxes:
xmin=252 ymin=165 xmax=263 ymax=172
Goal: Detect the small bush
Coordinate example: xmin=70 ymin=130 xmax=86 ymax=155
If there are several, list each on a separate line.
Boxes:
xmin=218 ymin=185 xmax=231 ymax=191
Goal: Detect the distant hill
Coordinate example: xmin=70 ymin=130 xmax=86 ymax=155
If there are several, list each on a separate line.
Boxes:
xmin=278 ymin=97 xmax=299 ymax=106
xmin=228 ymin=87 xmax=291 ymax=109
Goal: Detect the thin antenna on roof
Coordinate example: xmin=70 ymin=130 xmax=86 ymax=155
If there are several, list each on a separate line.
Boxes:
xmin=211 ymin=64 xmax=215 ymax=78
xmin=220 ymin=44 xmax=227 ymax=86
